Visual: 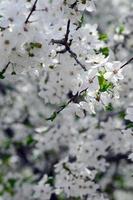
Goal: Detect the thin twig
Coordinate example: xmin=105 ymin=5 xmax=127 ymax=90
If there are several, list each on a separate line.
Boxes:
xmin=65 ymin=19 xmax=70 ymax=42
xmin=120 ymin=57 xmax=133 ymax=69
xmin=25 ymin=0 xmax=38 ymax=24
xmin=46 ymin=92 xmax=79 ymax=121
xmin=0 ymin=62 xmax=11 ymax=75
xmin=68 ymin=48 xmax=87 ymax=71
xmin=51 ymin=20 xmax=87 ymax=71
xmin=46 ymin=82 xmax=91 ymax=121
xmin=46 ymin=78 xmax=96 ymax=121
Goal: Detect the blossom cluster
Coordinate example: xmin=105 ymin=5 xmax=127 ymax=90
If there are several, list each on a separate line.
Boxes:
xmin=0 ymin=0 xmax=133 ymax=200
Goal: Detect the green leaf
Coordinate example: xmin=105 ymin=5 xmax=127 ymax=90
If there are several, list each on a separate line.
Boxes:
xmin=0 ymin=173 xmax=3 ymax=184
xmin=46 ymin=177 xmax=54 ymax=186
xmin=25 ymin=135 xmax=35 ymax=145
xmin=99 ymin=47 xmax=109 ymax=57
xmin=95 ymin=172 xmax=104 ymax=182
xmin=119 ymin=111 xmax=126 ymax=119
xmin=99 ymin=33 xmax=108 ymax=42
xmin=78 ymin=14 xmax=84 ymax=28
xmin=3 ymin=139 xmax=12 ymax=149
xmin=117 ymin=24 xmax=125 ymax=34
xmin=8 ymin=178 xmax=17 ymax=188
xmin=30 ymin=42 xmax=42 ymax=49
xmin=125 ymin=121 xmax=133 ymax=129
xmin=98 ymin=72 xmax=113 ymax=92
xmin=2 ymin=154 xmax=11 ymax=165
xmin=114 ymin=175 xmax=125 ymax=188
xmin=25 ymin=42 xmax=42 ymax=57
xmin=105 ymin=103 xmax=113 ymax=111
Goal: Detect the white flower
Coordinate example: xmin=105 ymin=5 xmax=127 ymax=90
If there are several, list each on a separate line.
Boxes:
xmin=33 ymin=175 xmax=52 ymax=200
xmin=125 ymin=106 xmax=133 ymax=122
xmin=104 ymin=61 xmax=123 ymax=83
xmin=77 ymin=0 xmax=96 ymax=12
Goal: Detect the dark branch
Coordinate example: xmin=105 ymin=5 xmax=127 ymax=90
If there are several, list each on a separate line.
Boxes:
xmin=0 ymin=62 xmax=11 ymax=78
xmin=51 ymin=20 xmax=87 ymax=71
xmin=65 ymin=19 xmax=70 ymax=42
xmin=46 ymin=92 xmax=79 ymax=121
xmin=25 ymin=0 xmax=38 ymax=24
xmin=67 ymin=48 xmax=87 ymax=71
xmin=46 ymin=84 xmax=91 ymax=121
xmin=120 ymin=57 xmax=133 ymax=69
xmin=106 ymin=153 xmax=132 ymax=164
xmin=69 ymin=1 xmax=77 ymax=9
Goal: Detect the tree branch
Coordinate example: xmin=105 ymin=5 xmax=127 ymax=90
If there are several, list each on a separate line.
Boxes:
xmin=0 ymin=62 xmax=11 ymax=78
xmin=120 ymin=57 xmax=133 ymax=69
xmin=51 ymin=20 xmax=87 ymax=71
xmin=25 ymin=0 xmax=38 ymax=24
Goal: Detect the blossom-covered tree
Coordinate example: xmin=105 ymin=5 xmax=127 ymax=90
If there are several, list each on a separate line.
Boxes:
xmin=0 ymin=0 xmax=133 ymax=200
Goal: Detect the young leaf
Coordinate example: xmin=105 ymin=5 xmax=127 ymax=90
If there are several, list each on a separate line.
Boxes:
xmin=99 ymin=33 xmax=108 ymax=42
xmin=99 ymin=47 xmax=109 ymax=57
